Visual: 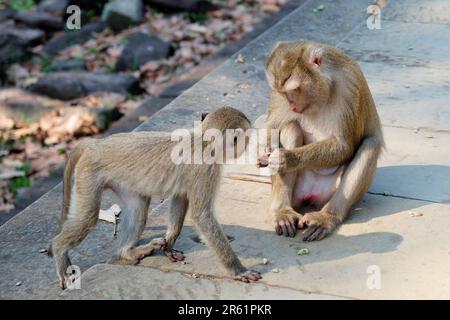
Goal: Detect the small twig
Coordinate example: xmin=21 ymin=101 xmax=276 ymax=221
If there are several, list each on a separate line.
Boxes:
xmin=225 ymin=173 xmax=271 ymax=184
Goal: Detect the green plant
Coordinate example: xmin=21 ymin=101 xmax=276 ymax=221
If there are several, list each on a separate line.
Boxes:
xmin=39 ymin=54 xmax=52 ymax=74
xmin=16 ymin=161 xmax=31 ymax=174
xmin=88 ymin=47 xmax=99 ymax=55
xmin=104 ymin=63 xmax=115 ymax=73
xmin=184 ymin=12 xmax=209 ymax=24
xmin=9 ymin=161 xmax=32 ymax=194
xmin=7 ymin=0 xmax=34 ymax=10
xmin=124 ymin=92 xmax=139 ymax=101
xmin=83 ymin=9 xmax=95 ymax=20
xmin=9 ymin=176 xmax=31 ymax=194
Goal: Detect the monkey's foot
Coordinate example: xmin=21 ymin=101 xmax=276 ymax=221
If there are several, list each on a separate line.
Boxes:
xmin=298 ymin=210 xmax=338 ymax=241
xmin=58 ymin=271 xmax=78 ymax=290
xmin=234 ymin=270 xmax=262 ymax=283
xmin=109 ymin=255 xmax=141 ymax=265
xmin=274 ymin=208 xmax=303 ymax=237
xmin=58 ymin=275 xmax=69 ymax=290
xmin=133 ymin=238 xmax=166 ymax=257
xmin=165 ymin=249 xmax=185 ymax=262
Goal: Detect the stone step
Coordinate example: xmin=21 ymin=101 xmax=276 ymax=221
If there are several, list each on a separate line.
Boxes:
xmin=2 ymin=0 xmax=450 ymax=299
xmin=59 ymin=264 xmax=344 ymax=300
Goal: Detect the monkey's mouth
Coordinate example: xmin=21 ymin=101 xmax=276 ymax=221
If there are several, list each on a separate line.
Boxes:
xmin=288 ymin=102 xmax=309 ymax=113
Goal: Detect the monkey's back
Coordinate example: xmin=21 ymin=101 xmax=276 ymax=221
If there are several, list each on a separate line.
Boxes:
xmin=75 ymin=131 xmax=221 ymax=200
xmin=77 ymin=132 xmax=188 ymax=197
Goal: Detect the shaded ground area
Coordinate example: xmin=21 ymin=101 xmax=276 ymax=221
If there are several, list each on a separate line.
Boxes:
xmin=1 ymin=0 xmax=450 ymax=299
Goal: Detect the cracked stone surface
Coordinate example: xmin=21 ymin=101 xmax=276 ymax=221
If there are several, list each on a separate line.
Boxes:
xmin=1 ymin=0 xmax=450 ymax=299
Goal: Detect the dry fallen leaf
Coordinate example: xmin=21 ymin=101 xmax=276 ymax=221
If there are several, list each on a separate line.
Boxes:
xmin=99 ymin=204 xmax=122 ymax=223
xmin=409 ymin=211 xmax=423 ymax=217
xmin=237 ymin=82 xmax=251 ymax=89
xmin=235 ymin=54 xmax=246 ymax=64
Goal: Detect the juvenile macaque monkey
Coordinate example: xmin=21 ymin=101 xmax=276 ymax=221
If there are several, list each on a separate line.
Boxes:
xmin=259 ymin=41 xmax=384 ymax=241
xmin=49 ymin=107 xmax=261 ymax=289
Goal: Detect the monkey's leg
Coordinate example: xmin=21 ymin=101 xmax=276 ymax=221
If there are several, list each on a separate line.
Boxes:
xmin=270 ymin=121 xmax=304 ymax=237
xmin=112 ymin=190 xmax=155 ymax=265
xmin=300 ymin=136 xmax=382 ymax=241
xmin=51 ymin=180 xmax=101 ymax=289
xmin=163 ymin=194 xmax=188 ymax=262
xmin=190 ymin=206 xmax=261 ymax=283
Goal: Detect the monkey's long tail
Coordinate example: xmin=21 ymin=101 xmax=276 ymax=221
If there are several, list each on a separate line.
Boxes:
xmin=48 ymin=140 xmax=89 ymax=257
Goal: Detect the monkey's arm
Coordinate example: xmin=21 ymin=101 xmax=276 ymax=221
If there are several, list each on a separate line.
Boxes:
xmin=279 ymin=137 xmax=354 ymax=171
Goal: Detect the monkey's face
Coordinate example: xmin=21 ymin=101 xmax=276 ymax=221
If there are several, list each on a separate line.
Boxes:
xmin=266 ymin=42 xmax=331 ymax=113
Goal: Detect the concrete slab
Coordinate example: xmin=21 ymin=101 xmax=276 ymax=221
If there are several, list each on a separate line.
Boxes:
xmin=384 ymin=0 xmax=450 ymax=25
xmin=137 ymin=177 xmax=450 ymax=299
xmin=0 ymin=186 xmax=120 ymax=299
xmin=371 ymin=126 xmax=450 ymax=203
xmin=359 ymin=62 xmax=450 ymax=131
xmin=340 ymin=20 xmax=450 ymax=70
xmin=61 ymin=264 xmax=344 ymax=300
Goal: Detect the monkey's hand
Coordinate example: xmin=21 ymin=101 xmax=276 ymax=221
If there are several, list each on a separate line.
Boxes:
xmin=165 ymin=248 xmax=185 ymax=262
xmin=256 ymin=146 xmax=271 ymax=168
xmin=268 ymin=148 xmax=288 ymax=173
xmin=275 ymin=208 xmax=302 ymax=237
xmin=299 ymin=211 xmax=339 ymax=241
xmin=234 ymin=269 xmax=262 ymax=283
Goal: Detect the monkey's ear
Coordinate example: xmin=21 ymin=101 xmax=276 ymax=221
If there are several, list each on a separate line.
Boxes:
xmin=272 ymin=41 xmax=285 ymax=52
xmin=308 ymin=48 xmax=324 ymax=68
xmin=201 ymin=112 xmax=209 ymax=121
xmin=267 ymin=41 xmax=286 ymax=61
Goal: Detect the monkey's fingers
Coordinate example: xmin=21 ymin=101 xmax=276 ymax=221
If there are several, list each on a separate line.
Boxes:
xmin=256 ymin=155 xmax=269 ymax=168
xmin=275 ymin=218 xmax=297 ymax=237
xmin=165 ymin=249 xmax=185 ymax=262
xmin=234 ymin=270 xmax=262 ymax=283
xmin=302 ymin=226 xmax=328 ymax=242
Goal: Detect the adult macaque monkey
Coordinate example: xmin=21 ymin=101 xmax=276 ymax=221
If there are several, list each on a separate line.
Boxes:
xmin=259 ymin=41 xmax=383 ymax=241
xmin=49 ymin=107 xmax=261 ymax=289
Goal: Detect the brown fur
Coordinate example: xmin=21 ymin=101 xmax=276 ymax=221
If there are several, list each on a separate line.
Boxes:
xmin=50 ymin=107 xmax=261 ymax=289
xmin=262 ymin=41 xmax=384 ymax=241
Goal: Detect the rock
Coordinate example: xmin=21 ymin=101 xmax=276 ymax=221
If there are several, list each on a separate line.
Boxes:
xmin=146 ymin=0 xmax=218 ymax=13
xmin=70 ymin=0 xmax=109 ymax=12
xmin=101 ymin=0 xmax=143 ymax=32
xmin=6 ymin=63 xmax=32 ymax=87
xmin=49 ymin=59 xmax=86 ymax=72
xmin=42 ymin=21 xmax=105 ymax=56
xmin=0 ymin=89 xmax=64 ymax=126
xmin=0 ymin=33 xmax=29 ymax=67
xmin=28 ymin=72 xmax=142 ymax=100
xmin=116 ymin=32 xmax=171 ymax=71
xmin=14 ymin=10 xmax=64 ymax=30
xmin=0 ymin=89 xmax=122 ymax=131
xmin=0 ymin=20 xmax=45 ymax=46
xmin=0 ymin=9 xmax=16 ymax=22
xmin=37 ymin=0 xmax=70 ymax=17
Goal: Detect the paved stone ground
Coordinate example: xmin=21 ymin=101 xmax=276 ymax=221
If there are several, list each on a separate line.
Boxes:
xmin=1 ymin=0 xmax=449 ymax=299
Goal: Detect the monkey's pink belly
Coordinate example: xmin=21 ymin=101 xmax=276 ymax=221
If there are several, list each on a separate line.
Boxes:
xmin=292 ymin=166 xmax=344 ymax=208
